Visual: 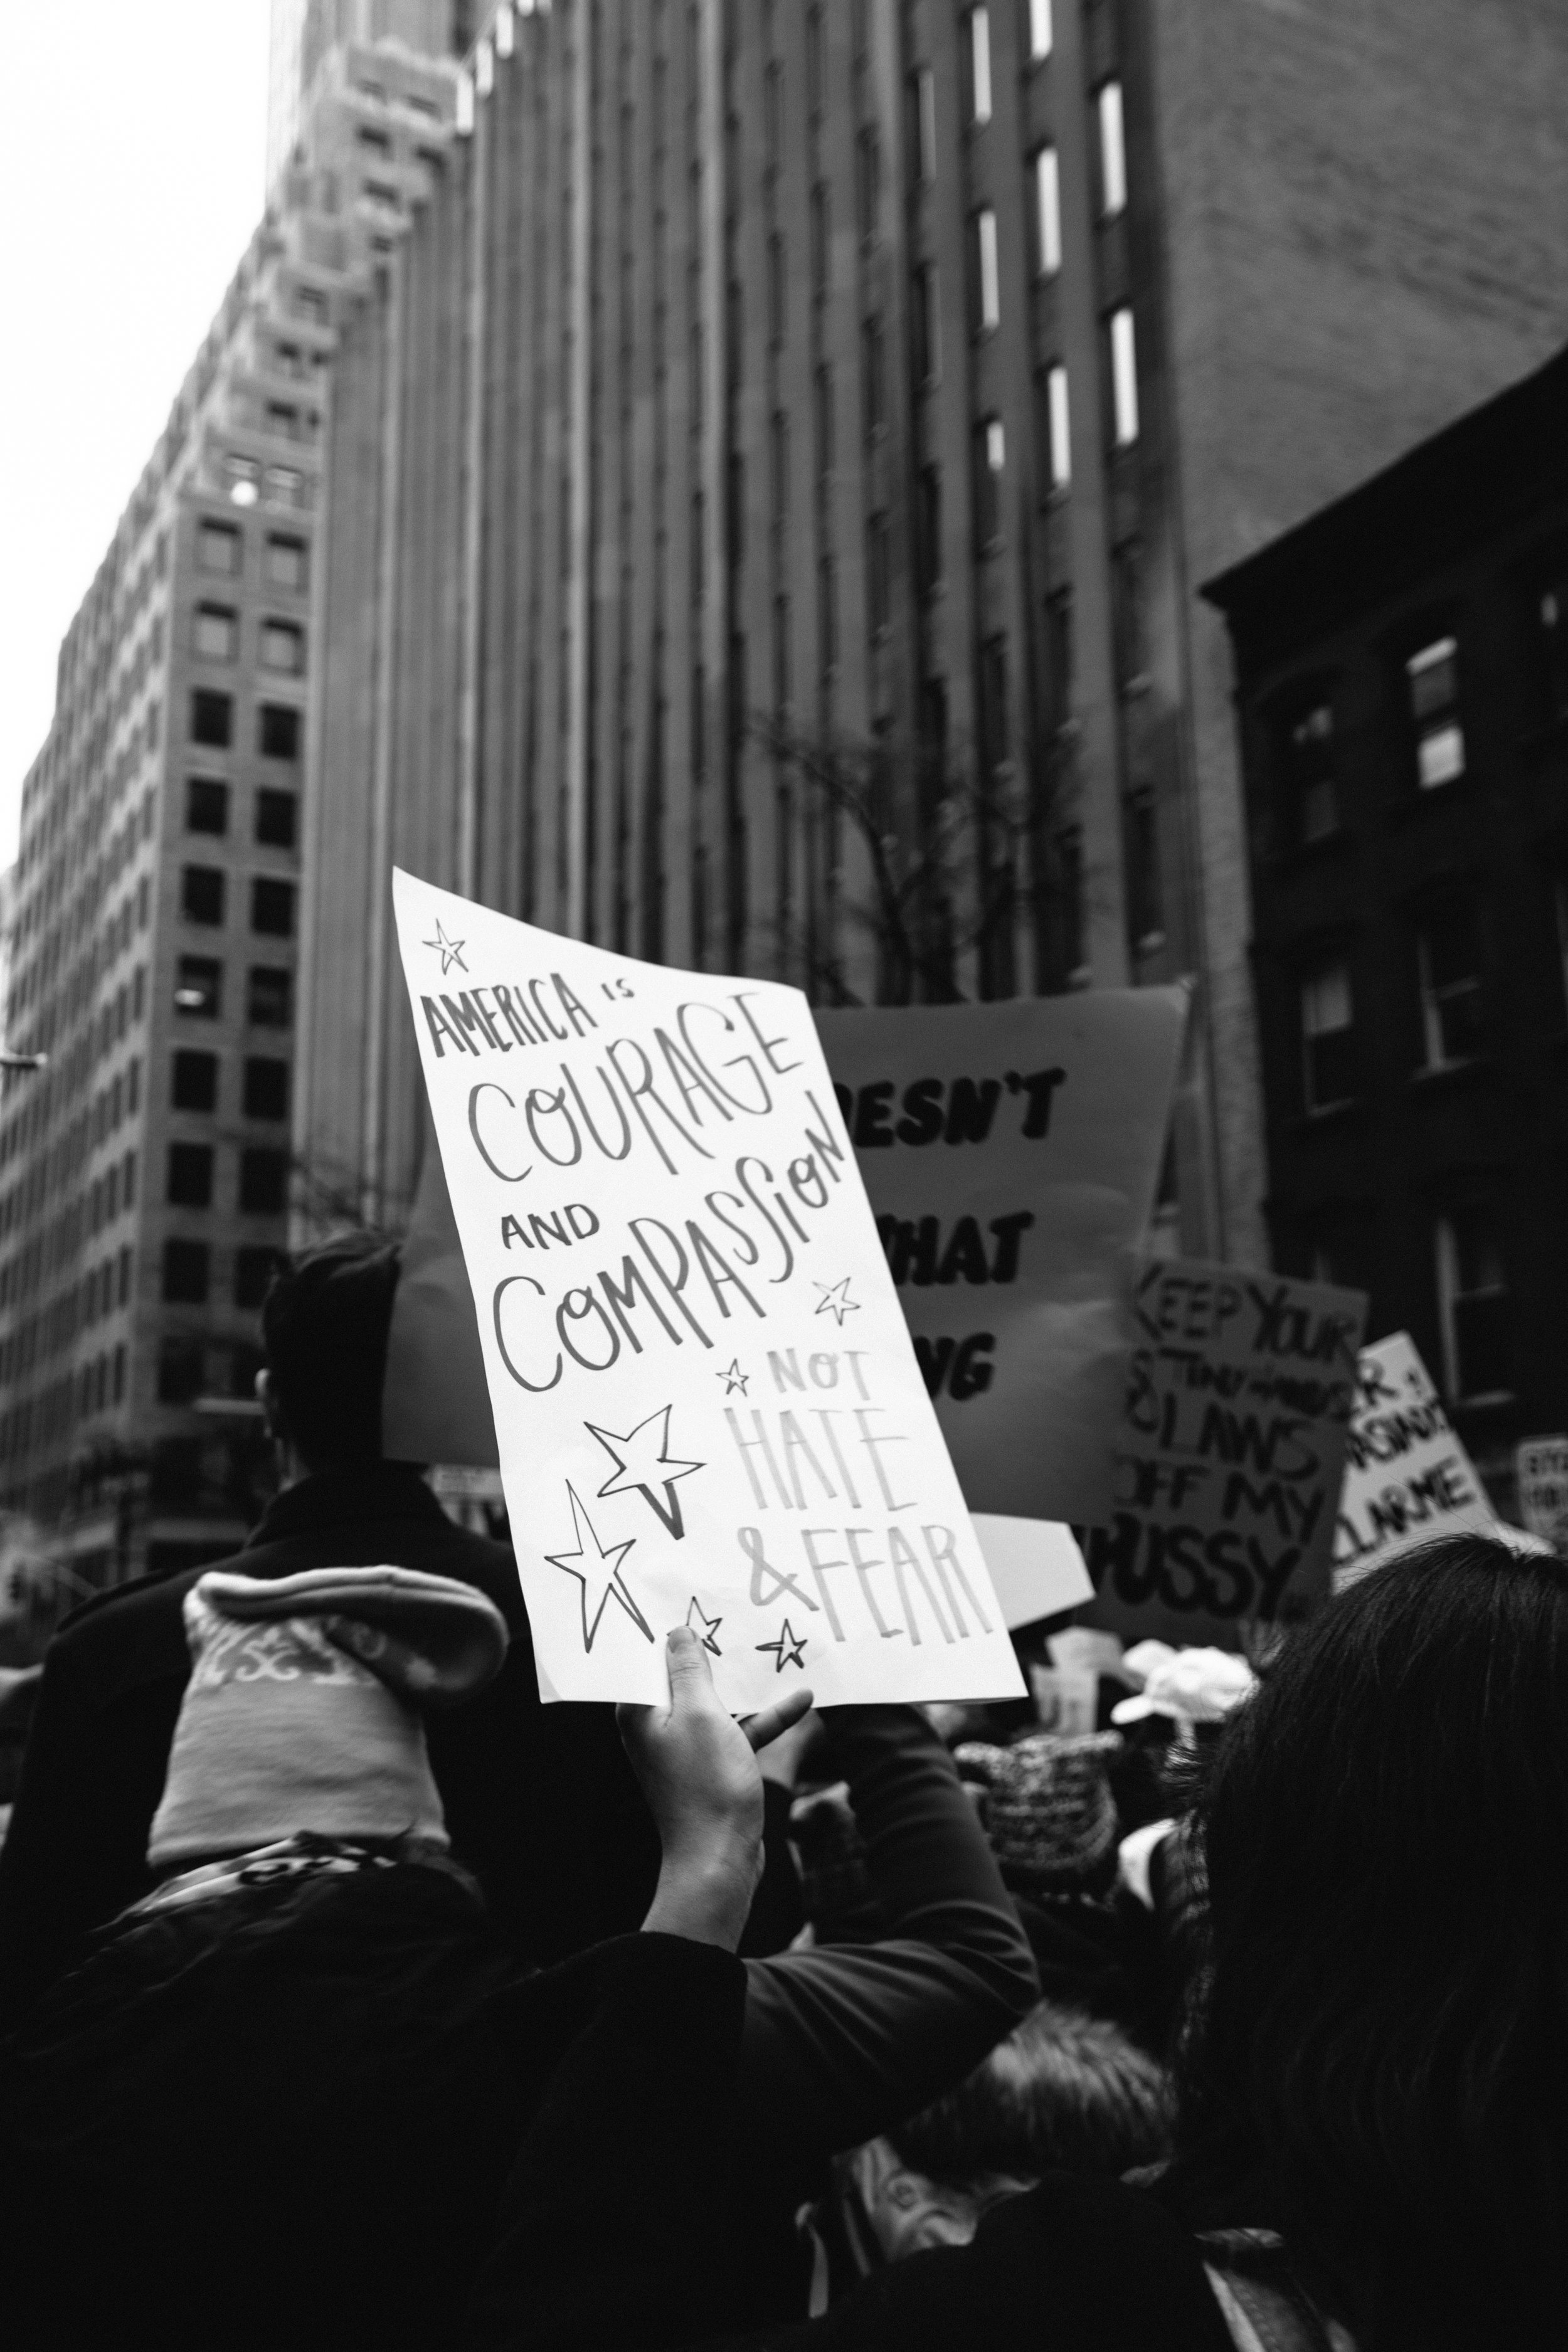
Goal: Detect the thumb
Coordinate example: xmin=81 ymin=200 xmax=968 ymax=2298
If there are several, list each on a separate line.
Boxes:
xmin=664 ymin=1621 xmax=716 ymax=1708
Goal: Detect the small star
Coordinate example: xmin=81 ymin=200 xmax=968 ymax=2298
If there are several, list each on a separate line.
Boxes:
xmin=686 ymin=1596 xmax=723 ymax=1656
xmin=586 ymin=1406 xmax=704 ymax=1540
xmin=756 ymin=1618 xmax=808 ymax=1674
xmin=423 ymin=919 xmax=468 ymax=976
xmin=813 ymin=1278 xmax=861 ymax=1328
xmin=546 ymin=1485 xmax=652 ymax=1652
xmin=718 ymin=1359 xmax=750 ymax=1396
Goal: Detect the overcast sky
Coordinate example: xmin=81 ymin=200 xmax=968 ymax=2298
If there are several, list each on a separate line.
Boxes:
xmin=0 ymin=1 xmax=272 ymax=868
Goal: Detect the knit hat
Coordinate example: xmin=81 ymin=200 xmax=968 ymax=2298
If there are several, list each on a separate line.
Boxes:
xmin=955 ymin=1731 xmax=1123 ymax=1900
xmin=147 ymin=1565 xmax=509 ymax=1873
xmin=1110 ymin=1646 xmax=1255 ymax=1728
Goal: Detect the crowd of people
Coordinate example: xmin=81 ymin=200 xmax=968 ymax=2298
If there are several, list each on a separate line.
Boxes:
xmin=0 ymin=1232 xmax=1560 ymax=2351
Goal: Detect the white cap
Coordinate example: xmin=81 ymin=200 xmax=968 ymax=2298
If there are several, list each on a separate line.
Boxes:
xmin=1111 ymin=1646 xmax=1256 ymax=1727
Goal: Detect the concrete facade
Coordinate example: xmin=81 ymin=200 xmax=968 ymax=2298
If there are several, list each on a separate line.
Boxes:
xmin=298 ymin=0 xmax=1568 ymax=1268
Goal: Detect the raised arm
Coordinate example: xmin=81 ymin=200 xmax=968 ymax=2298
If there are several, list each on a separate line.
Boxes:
xmin=739 ymin=1704 xmax=1039 ymax=2156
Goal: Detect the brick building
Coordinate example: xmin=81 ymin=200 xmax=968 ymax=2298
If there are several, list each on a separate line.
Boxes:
xmin=297 ymin=0 xmax=1568 ymax=1255
xmin=1204 ymin=346 xmax=1568 ymax=1510
xmin=0 ymin=14 xmax=459 ymax=1582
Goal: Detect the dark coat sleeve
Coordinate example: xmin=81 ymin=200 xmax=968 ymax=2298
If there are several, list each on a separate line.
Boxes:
xmin=738 ymin=1705 xmax=1040 ymax=2157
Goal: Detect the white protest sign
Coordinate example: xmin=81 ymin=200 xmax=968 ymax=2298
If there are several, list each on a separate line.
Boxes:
xmin=392 ymin=870 xmax=1025 ymax=1707
xmin=970 ymin=1515 xmax=1093 ymax=1631
xmin=1516 ymin=1437 xmax=1568 ymax=1559
xmin=1333 ymin=1332 xmax=1496 ymax=1588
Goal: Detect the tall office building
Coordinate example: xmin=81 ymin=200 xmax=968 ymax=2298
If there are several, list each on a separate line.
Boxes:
xmin=297 ymin=0 xmax=1568 ymax=1258
xmin=0 ymin=21 xmax=458 ymax=1585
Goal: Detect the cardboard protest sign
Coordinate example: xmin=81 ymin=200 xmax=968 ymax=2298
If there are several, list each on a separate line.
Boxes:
xmin=391 ymin=869 xmax=1024 ymax=1707
xmin=1332 ymin=1333 xmax=1496 ymax=1587
xmin=813 ymin=991 xmax=1187 ymax=1532
xmin=1516 ymin=1436 xmax=1568 ymax=1559
xmin=969 ymin=1515 xmax=1093 ymax=1631
xmin=1081 ymin=1257 xmax=1367 ymax=1646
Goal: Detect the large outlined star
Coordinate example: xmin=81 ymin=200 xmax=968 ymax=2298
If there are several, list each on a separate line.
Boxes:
xmin=586 ymin=1406 xmax=704 ymax=1540
xmin=686 ymin=1596 xmax=723 ymax=1656
xmin=546 ymin=1485 xmax=652 ymax=1651
xmin=813 ymin=1278 xmax=861 ymax=1327
xmin=423 ymin=919 xmax=468 ymax=976
xmin=756 ymin=1618 xmax=808 ymax=1674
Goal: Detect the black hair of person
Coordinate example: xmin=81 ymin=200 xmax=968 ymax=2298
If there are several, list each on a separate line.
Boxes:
xmin=1168 ymin=1534 xmax=1568 ymax=2351
xmin=260 ymin=1232 xmax=402 ymax=1468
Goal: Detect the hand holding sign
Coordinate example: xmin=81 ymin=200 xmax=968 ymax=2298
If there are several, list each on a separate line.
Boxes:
xmin=393 ymin=871 xmax=1024 ymax=1708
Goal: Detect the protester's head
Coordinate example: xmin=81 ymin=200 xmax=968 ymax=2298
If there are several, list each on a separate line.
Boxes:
xmin=259 ymin=1234 xmax=401 ymax=1470
xmin=1179 ymin=1534 xmax=1568 ymax=2349
xmin=892 ymin=2000 xmax=1173 ymax=2186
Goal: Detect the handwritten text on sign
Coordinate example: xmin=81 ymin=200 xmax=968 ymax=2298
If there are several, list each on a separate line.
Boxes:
xmin=1333 ymin=1333 xmax=1495 ymax=1586
xmin=393 ymin=872 xmax=1024 ymax=1707
xmin=1083 ymin=1258 xmax=1367 ymax=1645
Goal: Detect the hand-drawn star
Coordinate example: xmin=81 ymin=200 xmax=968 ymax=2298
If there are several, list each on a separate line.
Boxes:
xmin=423 ymin=919 xmax=468 ymax=976
xmin=686 ymin=1596 xmax=723 ymax=1656
xmin=718 ymin=1359 xmax=750 ymax=1396
xmin=756 ymin=1618 xmax=808 ymax=1674
xmin=545 ymin=1485 xmax=653 ymax=1652
xmin=586 ymin=1406 xmax=704 ymax=1540
xmin=813 ymin=1278 xmax=861 ymax=1328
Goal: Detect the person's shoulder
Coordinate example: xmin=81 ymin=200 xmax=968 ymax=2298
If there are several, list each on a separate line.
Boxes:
xmin=54 ymin=1565 xmax=203 ymax=1648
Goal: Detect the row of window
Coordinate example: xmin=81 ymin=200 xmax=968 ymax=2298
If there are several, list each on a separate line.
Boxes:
xmin=171 ymin=1050 xmax=289 ymax=1123
xmin=166 ymin=1142 xmax=288 ymax=1217
xmin=1314 ymin=1207 xmax=1511 ymax=1409
xmin=196 ymin=518 xmax=308 ymax=589
xmin=1298 ymin=884 xmax=1568 ymax=1110
xmin=1276 ymin=572 xmax=1568 ymax=844
xmin=156 ymin=1332 xmax=265 ymax=1407
xmin=191 ymin=608 xmax=305 ymax=674
xmin=174 ymin=957 xmax=292 ymax=1027
xmin=162 ymin=1239 xmax=285 ymax=1310
xmin=186 ymin=776 xmax=297 ymax=848
xmin=179 ymin=867 xmax=295 ymax=937
xmin=190 ymin=691 xmax=301 ymax=758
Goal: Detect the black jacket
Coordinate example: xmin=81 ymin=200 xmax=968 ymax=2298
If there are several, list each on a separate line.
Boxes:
xmin=0 ymin=1462 xmax=661 ymax=2022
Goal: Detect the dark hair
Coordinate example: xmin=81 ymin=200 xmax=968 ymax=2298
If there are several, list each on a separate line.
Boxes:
xmin=260 ymin=1234 xmax=401 ymax=1468
xmin=892 ymin=2000 xmax=1172 ymax=2186
xmin=1172 ymin=1535 xmax=1568 ymax=2349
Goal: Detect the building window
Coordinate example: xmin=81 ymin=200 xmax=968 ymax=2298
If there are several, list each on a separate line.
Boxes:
xmin=243 ymin=1057 xmax=289 ymax=1121
xmin=171 ymin=1051 xmax=218 ymax=1113
xmin=225 ymin=457 xmax=261 ymax=509
xmin=813 ymin=365 xmax=835 ymax=479
xmin=867 ymin=513 xmax=891 ymax=636
xmin=1047 ymin=588 xmax=1074 ymax=729
xmin=1300 ymin=956 xmax=1355 ymax=1110
xmin=240 ymin=1148 xmax=289 ymax=1216
xmin=968 ymin=8 xmax=992 ymax=125
xmin=258 ymin=703 xmax=302 ymax=760
xmin=189 ymin=689 xmax=233 ymax=748
xmin=247 ymin=967 xmax=292 ymax=1027
xmin=1097 ymin=80 xmax=1127 ymax=216
xmin=235 ymin=1245 xmax=283 ymax=1309
xmin=193 ymin=605 xmax=238 ymax=663
xmin=157 ymin=1335 xmax=206 ymax=1406
xmin=770 ymin=411 xmax=789 ymax=526
xmin=768 ymin=234 xmax=786 ymax=347
xmin=1417 ymin=899 xmax=1485 ymax=1068
xmin=973 ymin=417 xmax=1005 ymax=548
xmin=1034 ymin=147 xmax=1061 ymax=277
xmin=162 ymin=1239 xmax=209 ymax=1306
xmin=186 ymin=777 xmax=229 ymax=835
xmin=914 ymin=264 xmax=940 ymax=384
xmin=255 ymin=788 xmax=297 ymax=849
xmin=198 ymin=521 xmax=241 ymax=576
xmin=1044 ymin=364 xmax=1071 ymax=489
xmin=916 ymin=465 xmax=943 ymax=596
xmin=861 ymin=315 xmax=886 ymax=438
xmin=167 ymin=1143 xmax=214 ymax=1209
xmin=1539 ymin=565 xmax=1568 ymax=724
xmin=818 ymin=558 xmax=839 ymax=674
xmin=1435 ymin=1208 xmax=1510 ymax=1402
xmin=972 ymin=208 xmax=1000 ymax=334
xmin=1111 ymin=541 xmax=1144 ymax=686
xmin=174 ymin=956 xmax=222 ymax=1017
xmin=979 ymin=635 xmax=1009 ymax=773
xmin=1406 ymin=635 xmax=1465 ymax=787
xmin=810 ymin=183 xmax=830 ymax=299
xmin=1283 ymin=701 xmax=1337 ymax=844
xmin=911 ymin=66 xmax=936 ymax=184
xmin=181 ymin=866 xmax=226 ymax=927
xmin=251 ymin=879 xmax=295 ymax=938
xmin=856 ymin=126 xmax=881 ymax=242
xmin=265 ymin=535 xmax=308 ymax=591
xmin=1109 ymin=308 xmax=1139 ymax=445
xmin=260 ymin=620 xmax=305 ymax=675
xmin=1126 ymin=790 xmax=1163 ymax=951
xmin=1029 ymin=0 xmax=1054 ymax=60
